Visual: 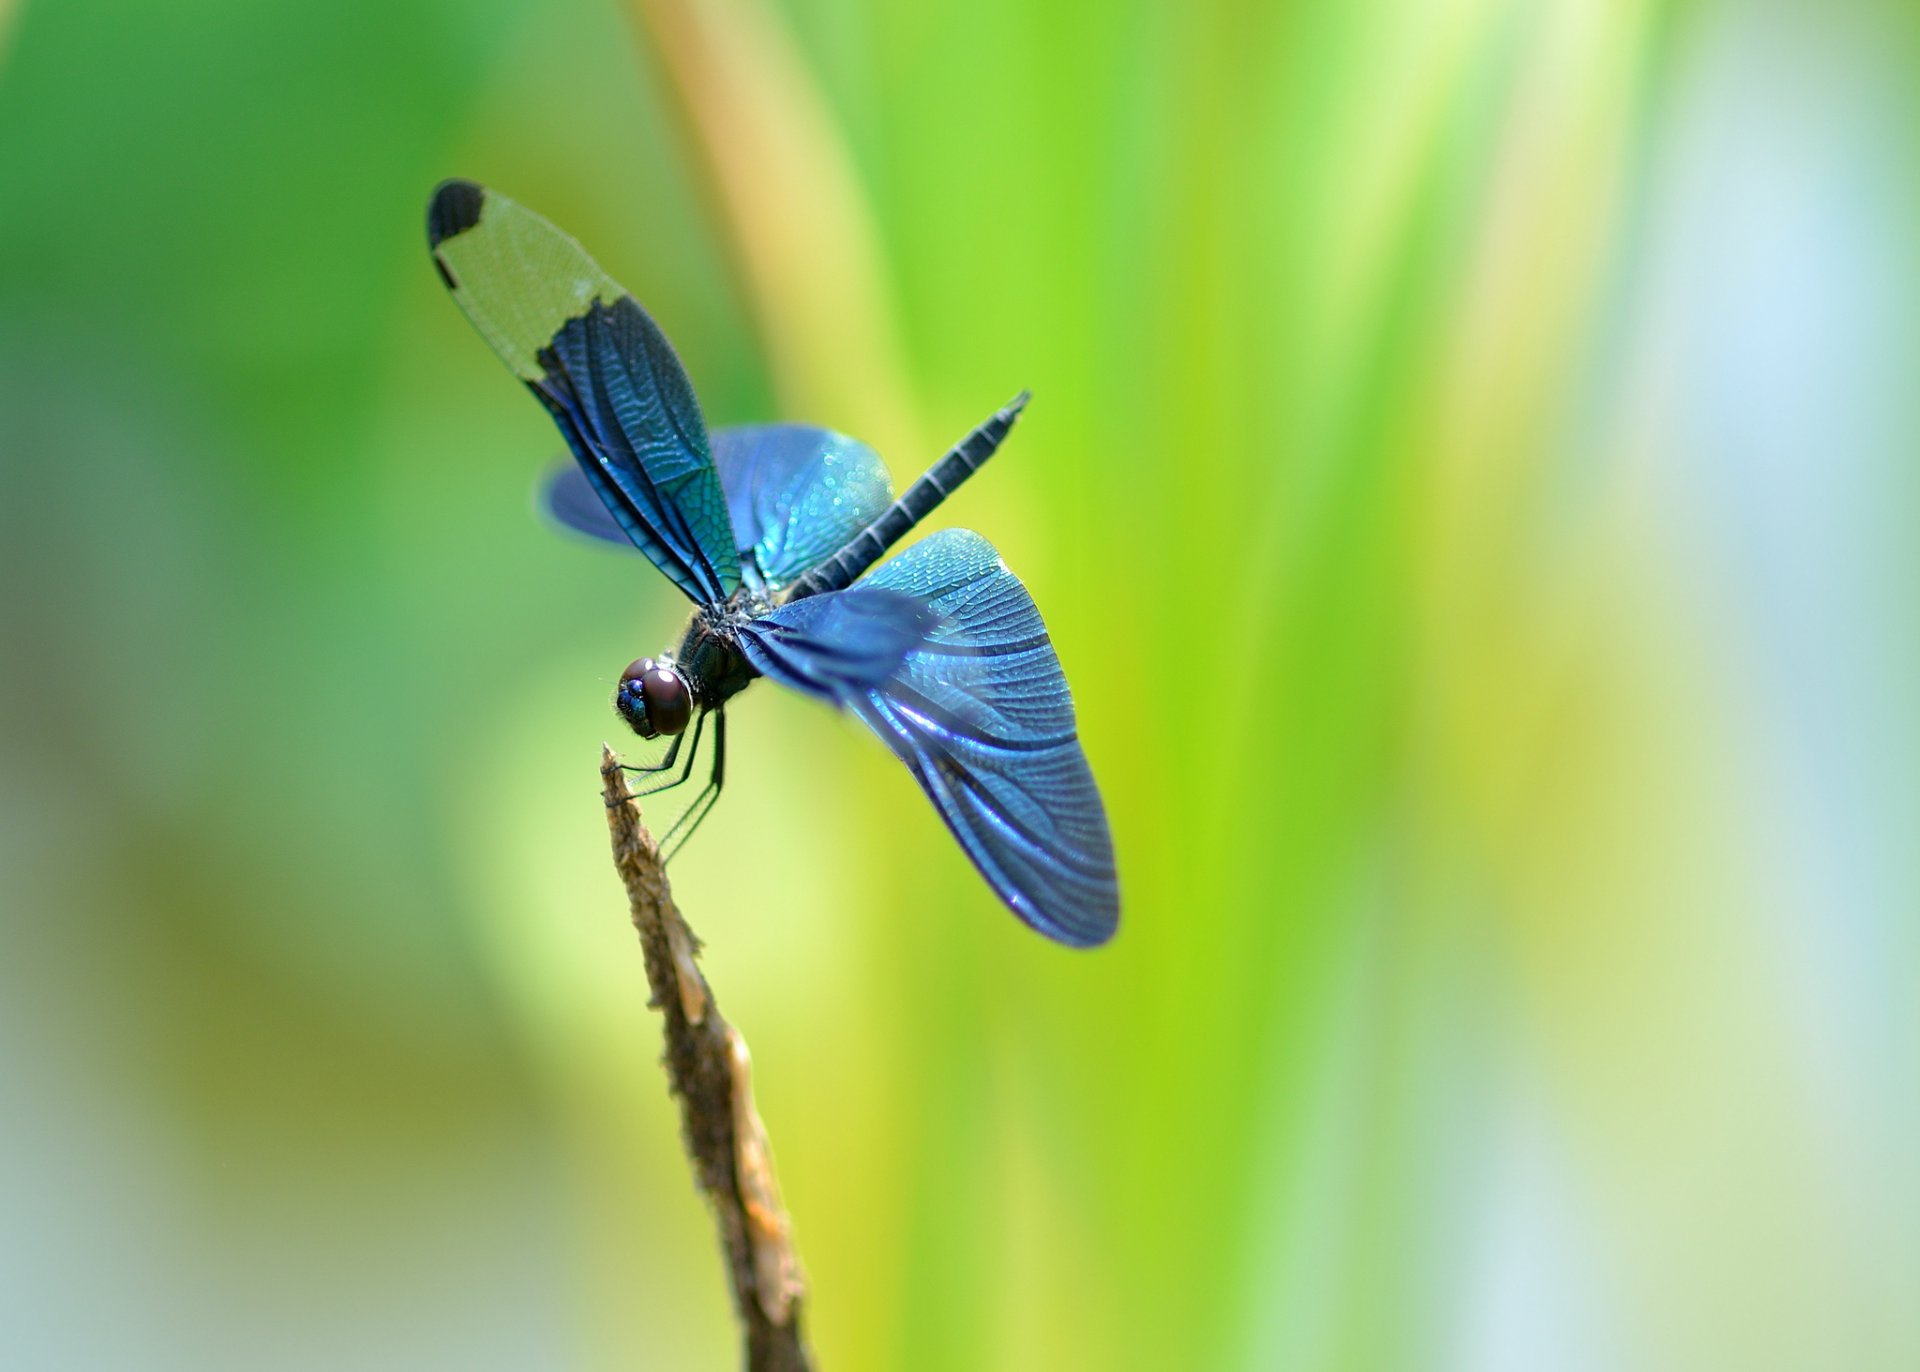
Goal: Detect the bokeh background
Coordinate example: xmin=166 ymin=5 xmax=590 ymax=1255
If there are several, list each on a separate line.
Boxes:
xmin=3 ymin=0 xmax=1918 ymax=1366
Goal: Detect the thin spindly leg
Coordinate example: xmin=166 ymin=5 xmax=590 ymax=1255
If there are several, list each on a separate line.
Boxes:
xmin=633 ymin=709 xmax=706 ymax=799
xmin=619 ymin=729 xmax=683 ymax=776
xmin=662 ymin=710 xmax=726 ymax=862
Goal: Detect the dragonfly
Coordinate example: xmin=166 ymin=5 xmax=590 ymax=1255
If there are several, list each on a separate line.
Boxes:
xmin=427 ymin=179 xmax=1118 ymax=947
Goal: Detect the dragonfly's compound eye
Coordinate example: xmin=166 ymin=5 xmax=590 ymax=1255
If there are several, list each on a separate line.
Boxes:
xmin=642 ymin=667 xmax=693 ymax=736
xmin=614 ymin=658 xmax=693 ymax=738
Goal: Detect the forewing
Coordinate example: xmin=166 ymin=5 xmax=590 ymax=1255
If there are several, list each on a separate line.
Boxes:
xmin=748 ymin=528 xmax=1118 ymax=947
xmin=428 ymin=179 xmax=739 ymax=603
xmin=711 ymin=425 xmax=894 ymax=588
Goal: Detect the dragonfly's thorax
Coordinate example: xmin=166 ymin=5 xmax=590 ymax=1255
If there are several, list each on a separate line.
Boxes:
xmin=671 ymin=591 xmax=765 ymax=711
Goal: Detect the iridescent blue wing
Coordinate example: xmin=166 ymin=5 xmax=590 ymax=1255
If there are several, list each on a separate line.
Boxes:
xmin=711 ymin=425 xmax=894 ymax=589
xmin=428 ymin=179 xmax=739 ymax=604
xmin=740 ymin=529 xmax=1118 ymax=947
xmin=540 ymin=425 xmax=895 ymax=591
xmin=738 ymin=584 xmax=937 ymax=695
xmin=858 ymin=532 xmax=1119 ymax=946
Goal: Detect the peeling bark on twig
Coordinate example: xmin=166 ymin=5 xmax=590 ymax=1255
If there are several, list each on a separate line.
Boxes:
xmin=601 ymin=747 xmax=812 ymax=1372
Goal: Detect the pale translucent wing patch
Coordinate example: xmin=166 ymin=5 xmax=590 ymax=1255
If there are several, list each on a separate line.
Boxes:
xmin=429 ymin=180 xmax=622 ymax=381
xmin=428 ymin=180 xmax=738 ymax=602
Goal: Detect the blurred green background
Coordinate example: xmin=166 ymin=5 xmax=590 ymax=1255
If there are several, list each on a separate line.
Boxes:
xmin=3 ymin=0 xmax=1918 ymax=1367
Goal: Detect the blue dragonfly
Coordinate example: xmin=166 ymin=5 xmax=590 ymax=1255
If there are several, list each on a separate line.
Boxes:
xmin=427 ymin=180 xmax=1118 ymax=947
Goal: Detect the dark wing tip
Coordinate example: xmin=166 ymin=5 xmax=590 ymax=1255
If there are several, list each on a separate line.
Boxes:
xmin=427 ymin=179 xmax=486 ymax=249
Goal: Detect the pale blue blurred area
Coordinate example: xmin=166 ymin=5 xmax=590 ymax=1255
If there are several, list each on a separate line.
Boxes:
xmin=1674 ymin=9 xmax=1920 ymax=1356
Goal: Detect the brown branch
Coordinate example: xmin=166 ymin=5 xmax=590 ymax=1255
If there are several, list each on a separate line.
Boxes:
xmin=600 ymin=747 xmax=812 ymax=1372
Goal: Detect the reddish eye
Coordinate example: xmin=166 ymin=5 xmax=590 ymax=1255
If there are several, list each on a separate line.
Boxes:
xmin=620 ymin=657 xmax=653 ymax=685
xmin=642 ymin=668 xmax=693 ymax=736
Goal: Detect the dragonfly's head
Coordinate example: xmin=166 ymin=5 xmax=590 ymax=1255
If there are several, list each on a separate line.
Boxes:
xmin=615 ymin=657 xmax=694 ymax=739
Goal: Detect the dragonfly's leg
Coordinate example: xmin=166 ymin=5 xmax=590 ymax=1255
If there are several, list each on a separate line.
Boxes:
xmin=662 ymin=710 xmax=726 ymax=862
xmin=607 ymin=715 xmax=704 ymax=809
xmin=619 ymin=730 xmax=683 ymax=777
xmin=632 ymin=709 xmax=706 ymax=799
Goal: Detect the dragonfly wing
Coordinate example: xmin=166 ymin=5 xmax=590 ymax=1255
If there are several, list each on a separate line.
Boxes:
xmin=739 ymin=585 xmax=938 ymax=698
xmin=541 ymin=423 xmax=895 ymax=579
xmin=540 ymin=457 xmax=630 ymax=547
xmin=428 ymin=179 xmax=739 ymax=603
xmin=745 ymin=528 xmax=1118 ymax=947
xmin=711 ymin=425 xmax=894 ymax=589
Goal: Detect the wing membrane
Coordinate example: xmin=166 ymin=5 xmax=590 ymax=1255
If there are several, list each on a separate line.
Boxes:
xmin=428 ymin=179 xmax=738 ymax=603
xmin=542 ymin=424 xmax=897 ymax=594
xmin=712 ymin=425 xmax=894 ymax=588
xmin=742 ymin=528 xmax=1118 ymax=946
xmin=738 ymin=584 xmax=937 ymax=700
xmin=539 ymin=456 xmax=629 ymax=547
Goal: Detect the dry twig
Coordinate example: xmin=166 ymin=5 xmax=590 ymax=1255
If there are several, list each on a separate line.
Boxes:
xmin=601 ymin=746 xmax=812 ymax=1372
